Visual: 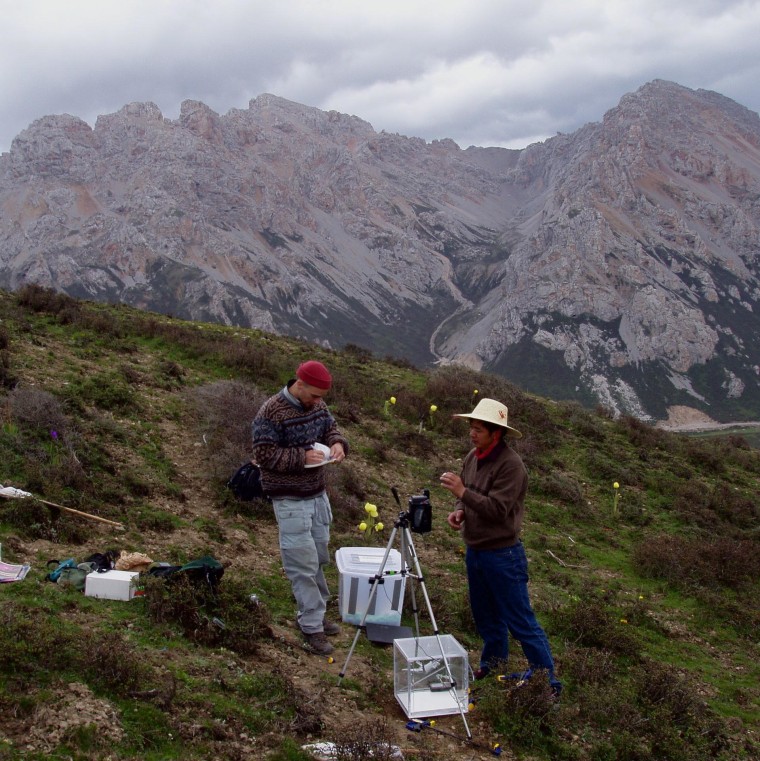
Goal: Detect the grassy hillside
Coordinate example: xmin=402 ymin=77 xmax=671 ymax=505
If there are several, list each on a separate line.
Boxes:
xmin=0 ymin=285 xmax=758 ymax=761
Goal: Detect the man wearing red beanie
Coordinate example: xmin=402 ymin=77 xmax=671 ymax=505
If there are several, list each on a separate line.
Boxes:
xmin=252 ymin=359 xmax=348 ymax=656
xmin=295 ymin=360 xmax=332 ymax=391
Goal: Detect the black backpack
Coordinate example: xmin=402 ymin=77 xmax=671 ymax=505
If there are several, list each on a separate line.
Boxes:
xmin=84 ymin=550 xmax=119 ymax=572
xmin=226 ymin=461 xmax=268 ymax=501
xmin=147 ymin=555 xmax=224 ymax=589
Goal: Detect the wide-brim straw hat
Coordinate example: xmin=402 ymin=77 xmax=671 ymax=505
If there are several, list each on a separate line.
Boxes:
xmin=452 ymin=398 xmax=522 ymax=438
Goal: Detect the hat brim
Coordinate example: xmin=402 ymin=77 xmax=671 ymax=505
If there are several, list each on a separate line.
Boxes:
xmin=452 ymin=412 xmax=522 ymax=438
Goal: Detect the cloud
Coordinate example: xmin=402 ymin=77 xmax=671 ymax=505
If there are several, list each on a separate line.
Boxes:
xmin=2 ymin=0 xmax=760 ymax=154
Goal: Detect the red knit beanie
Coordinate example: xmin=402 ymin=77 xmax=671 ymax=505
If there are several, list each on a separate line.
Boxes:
xmin=296 ymin=360 xmax=332 ymax=390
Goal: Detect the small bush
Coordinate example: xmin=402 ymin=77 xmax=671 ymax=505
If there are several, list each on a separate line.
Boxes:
xmin=420 ymin=574 xmax=475 ymax=637
xmin=0 ymin=497 xmax=89 ymax=543
xmin=5 ymin=385 xmax=70 ymax=435
xmin=586 ymin=447 xmax=644 ymax=489
xmin=634 ymin=661 xmax=707 ymax=727
xmin=556 ymin=596 xmax=642 ymax=657
xmin=78 ymin=632 xmax=154 ymax=695
xmin=632 ymin=535 xmax=760 ymax=590
xmin=329 ymin=360 xmax=386 ymax=416
xmin=185 ymin=380 xmax=268 ymax=482
xmin=561 ymin=645 xmax=618 ymax=685
xmin=619 ymin=415 xmax=670 ymax=450
xmin=327 ymin=463 xmax=365 ymax=533
xmin=141 ymin=572 xmax=273 ymax=655
xmin=695 ymin=588 xmax=760 ymax=638
xmin=558 ymin=400 xmax=608 ymax=441
xmin=390 ymin=386 xmax=431 ymax=428
xmin=534 ymin=471 xmax=585 ymax=506
xmin=218 ymin=338 xmax=279 ymax=381
xmin=391 ymin=427 xmax=438 ymax=457
xmin=330 ymin=717 xmax=401 ymax=761
xmin=632 ymin=661 xmax=729 ymax=759
xmin=0 ymin=327 xmax=16 ymax=388
xmin=15 ymin=283 xmax=78 ymax=315
xmin=672 ymin=478 xmax=757 ymax=530
xmin=682 ymin=438 xmax=725 ymax=474
xmin=617 ymin=490 xmax=652 ymax=526
xmin=0 ymin=604 xmax=81 ymax=680
xmin=65 ymin=372 xmax=138 ymax=414
xmin=424 ymin=365 xmax=482 ymax=414
xmin=477 ymin=667 xmax=560 ymax=750
xmin=342 ymin=343 xmax=374 ymax=362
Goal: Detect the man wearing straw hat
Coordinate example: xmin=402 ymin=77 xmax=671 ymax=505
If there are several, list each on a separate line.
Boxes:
xmin=440 ymin=397 xmax=561 ymax=696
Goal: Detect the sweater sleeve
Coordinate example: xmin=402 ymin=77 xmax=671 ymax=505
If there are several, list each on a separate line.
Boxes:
xmin=323 ymin=417 xmax=349 ymax=456
xmin=458 ymin=447 xmax=528 ymax=549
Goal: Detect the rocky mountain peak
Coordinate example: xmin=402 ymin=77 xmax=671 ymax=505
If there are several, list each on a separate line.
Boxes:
xmin=1 ymin=79 xmax=759 ymax=422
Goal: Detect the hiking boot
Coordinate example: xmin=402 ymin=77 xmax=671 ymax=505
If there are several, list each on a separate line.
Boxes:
xmin=322 ymin=618 xmax=341 ymax=636
xmin=473 ymin=667 xmax=490 ymax=681
xmin=303 ymin=631 xmax=334 ymax=656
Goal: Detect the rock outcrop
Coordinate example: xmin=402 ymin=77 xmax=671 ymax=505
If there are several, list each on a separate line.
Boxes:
xmin=1 ymin=80 xmax=759 ymax=421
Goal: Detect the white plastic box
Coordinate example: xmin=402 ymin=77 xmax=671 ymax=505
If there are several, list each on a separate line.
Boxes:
xmin=335 ymin=547 xmax=406 ymax=626
xmin=84 ymin=570 xmax=139 ymax=601
xmin=394 ymin=635 xmax=470 ymax=719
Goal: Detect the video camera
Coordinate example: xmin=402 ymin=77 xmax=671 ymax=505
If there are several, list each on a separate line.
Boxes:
xmin=408 ymin=489 xmax=433 ymax=534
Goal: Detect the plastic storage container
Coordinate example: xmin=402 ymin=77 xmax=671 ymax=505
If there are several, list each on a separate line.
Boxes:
xmin=335 ymin=547 xmax=406 ymax=626
xmin=394 ymin=634 xmax=470 ymax=718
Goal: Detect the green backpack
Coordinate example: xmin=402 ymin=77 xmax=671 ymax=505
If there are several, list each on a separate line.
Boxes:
xmin=57 ymin=565 xmax=90 ymax=591
xmin=178 ymin=556 xmax=224 ymax=588
xmin=147 ymin=555 xmax=224 ymax=590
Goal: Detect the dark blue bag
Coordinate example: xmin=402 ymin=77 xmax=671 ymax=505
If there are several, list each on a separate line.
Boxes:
xmin=226 ymin=462 xmax=268 ymax=502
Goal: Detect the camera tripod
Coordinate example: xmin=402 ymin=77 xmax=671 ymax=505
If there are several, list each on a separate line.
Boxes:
xmin=337 ymin=493 xmax=472 ymax=739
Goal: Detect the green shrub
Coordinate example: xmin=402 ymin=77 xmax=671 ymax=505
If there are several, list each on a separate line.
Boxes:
xmin=477 ymin=668 xmax=561 ymax=752
xmin=65 ymin=372 xmax=139 ymax=414
xmin=619 ymin=415 xmax=670 ymax=450
xmin=78 ymin=631 xmax=154 ymax=694
xmin=184 ymin=380 xmax=268 ymax=482
xmin=0 ymin=604 xmax=80 ymax=680
xmin=556 ymin=595 xmax=642 ymax=657
xmin=632 ymin=535 xmax=760 ymax=590
xmin=141 ymin=572 xmax=273 ymax=655
xmin=330 ymin=717 xmax=402 ymax=761
xmin=534 ymin=471 xmax=586 ymax=507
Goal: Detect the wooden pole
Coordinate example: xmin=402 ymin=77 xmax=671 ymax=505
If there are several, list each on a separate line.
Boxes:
xmin=35 ymin=498 xmax=125 ymax=530
xmin=0 ymin=493 xmax=124 ymax=530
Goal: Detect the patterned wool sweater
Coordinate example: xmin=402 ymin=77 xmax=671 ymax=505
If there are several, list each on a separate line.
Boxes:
xmin=251 ymin=385 xmax=349 ymax=499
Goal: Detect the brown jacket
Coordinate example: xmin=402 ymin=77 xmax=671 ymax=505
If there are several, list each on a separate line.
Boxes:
xmin=456 ymin=441 xmax=528 ymax=550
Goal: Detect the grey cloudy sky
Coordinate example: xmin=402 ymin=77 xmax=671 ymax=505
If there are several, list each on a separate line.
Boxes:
xmin=3 ymin=0 xmax=760 ymax=155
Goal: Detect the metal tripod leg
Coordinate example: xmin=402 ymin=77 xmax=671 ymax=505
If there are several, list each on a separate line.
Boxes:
xmin=399 ymin=526 xmax=422 ymax=638
xmin=336 ymin=514 xmax=471 ymax=740
xmin=398 ymin=526 xmax=472 ymax=739
xmin=338 ymin=525 xmax=402 ymax=683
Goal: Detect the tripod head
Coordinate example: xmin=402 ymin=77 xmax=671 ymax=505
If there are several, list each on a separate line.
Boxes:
xmin=391 ymin=486 xmax=433 ymax=534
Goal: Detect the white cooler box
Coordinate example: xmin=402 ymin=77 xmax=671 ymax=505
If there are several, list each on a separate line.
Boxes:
xmin=85 ymin=570 xmax=139 ymax=600
xmin=335 ymin=547 xmax=406 ymax=626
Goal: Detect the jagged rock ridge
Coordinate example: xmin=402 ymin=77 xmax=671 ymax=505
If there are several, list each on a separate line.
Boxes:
xmin=1 ymin=80 xmax=759 ymax=421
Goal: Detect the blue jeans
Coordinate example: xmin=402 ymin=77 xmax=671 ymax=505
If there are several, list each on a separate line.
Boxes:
xmin=466 ymin=542 xmax=561 ymax=690
xmin=273 ymin=493 xmax=332 ymax=633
